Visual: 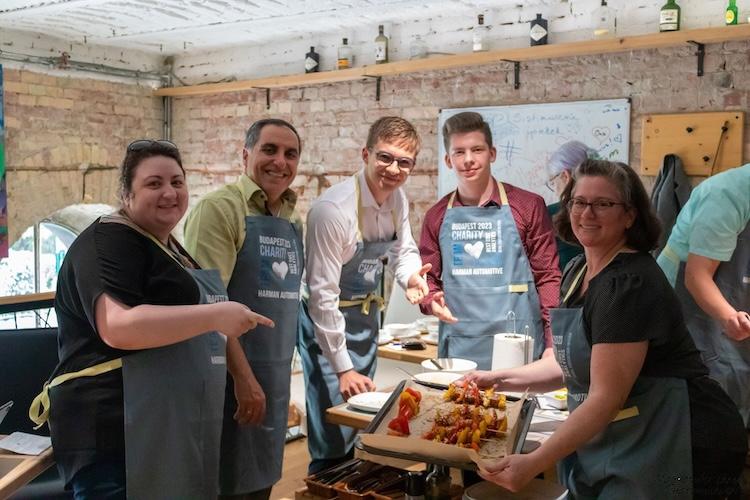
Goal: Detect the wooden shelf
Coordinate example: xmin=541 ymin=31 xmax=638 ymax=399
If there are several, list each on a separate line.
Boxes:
xmin=154 ymin=24 xmax=750 ymax=98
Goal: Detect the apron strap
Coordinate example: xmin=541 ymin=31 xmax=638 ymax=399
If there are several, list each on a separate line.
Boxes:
xmin=612 ymin=405 xmax=639 ymax=422
xmin=29 ymin=358 xmax=123 ymax=429
xmin=339 ymin=292 xmax=385 ymax=315
xmin=448 ymin=181 xmax=508 ymax=209
xmin=660 ymin=244 xmax=680 ymax=267
xmin=354 ymin=174 xmax=398 ymax=242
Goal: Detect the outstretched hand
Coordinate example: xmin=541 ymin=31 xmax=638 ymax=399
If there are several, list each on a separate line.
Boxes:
xmin=430 ymin=291 xmax=458 ymax=323
xmin=406 ymin=263 xmax=431 ymax=304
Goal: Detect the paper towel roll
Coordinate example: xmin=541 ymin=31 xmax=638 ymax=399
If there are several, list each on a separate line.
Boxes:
xmin=491 ymin=333 xmax=534 ymax=370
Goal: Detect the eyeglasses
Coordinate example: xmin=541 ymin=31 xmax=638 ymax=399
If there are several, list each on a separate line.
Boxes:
xmin=567 ymin=198 xmax=627 ymax=215
xmin=545 ymin=173 xmax=561 ymax=192
xmin=127 ymin=139 xmax=178 ymax=152
xmin=372 ymin=150 xmax=416 ymax=172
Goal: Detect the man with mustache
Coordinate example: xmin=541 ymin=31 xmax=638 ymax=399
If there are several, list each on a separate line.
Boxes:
xmin=185 ymin=118 xmax=304 ymax=500
xmin=418 ymin=111 xmax=560 ymax=369
xmin=298 ymin=116 xmax=429 ymax=474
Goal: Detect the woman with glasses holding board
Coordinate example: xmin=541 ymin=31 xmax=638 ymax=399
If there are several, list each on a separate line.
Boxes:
xmin=30 ymin=140 xmax=272 ymax=499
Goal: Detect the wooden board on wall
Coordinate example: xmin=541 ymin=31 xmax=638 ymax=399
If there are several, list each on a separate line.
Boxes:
xmin=641 ymin=112 xmax=744 ymax=176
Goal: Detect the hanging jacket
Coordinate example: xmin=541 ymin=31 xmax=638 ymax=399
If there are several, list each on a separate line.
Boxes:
xmin=651 ymin=154 xmax=691 ymax=256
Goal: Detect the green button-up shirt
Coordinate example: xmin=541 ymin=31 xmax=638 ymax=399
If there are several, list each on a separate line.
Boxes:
xmin=184 ymin=174 xmax=301 ymax=286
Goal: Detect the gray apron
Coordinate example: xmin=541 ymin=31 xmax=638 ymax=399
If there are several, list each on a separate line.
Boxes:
xmin=122 ymin=267 xmax=228 ymax=500
xmin=551 ymin=264 xmax=693 ymax=499
xmin=219 ymin=215 xmax=304 ymax=494
xmin=671 ymin=219 xmax=750 ymax=426
xmin=298 ymin=177 xmax=395 ymax=460
xmin=438 ymin=182 xmax=544 ymax=369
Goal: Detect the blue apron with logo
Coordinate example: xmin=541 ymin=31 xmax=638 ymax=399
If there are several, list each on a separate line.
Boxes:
xmin=438 ymin=182 xmax=544 ymax=369
xmin=551 ymin=263 xmax=693 ymax=499
xmin=298 ymin=177 xmax=395 ymax=461
xmin=123 ymin=267 xmax=228 ymax=500
xmin=219 ymin=215 xmax=304 ymax=494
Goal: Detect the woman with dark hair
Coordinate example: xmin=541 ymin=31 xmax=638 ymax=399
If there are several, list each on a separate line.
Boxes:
xmin=30 ymin=140 xmax=273 ymax=499
xmin=464 ymin=160 xmax=747 ymax=498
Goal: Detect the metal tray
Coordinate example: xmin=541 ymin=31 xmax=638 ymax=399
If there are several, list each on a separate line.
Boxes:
xmin=355 ymin=380 xmax=536 ymax=471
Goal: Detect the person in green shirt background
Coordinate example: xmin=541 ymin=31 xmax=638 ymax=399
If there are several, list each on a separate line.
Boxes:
xmin=546 ymin=141 xmax=591 ymax=271
xmin=184 ymin=118 xmax=304 ymax=500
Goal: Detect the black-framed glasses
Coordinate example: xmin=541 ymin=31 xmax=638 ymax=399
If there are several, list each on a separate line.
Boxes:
xmin=127 ymin=139 xmax=178 ymax=152
xmin=372 ymin=150 xmax=416 ymax=172
xmin=567 ymin=198 xmax=627 ymax=215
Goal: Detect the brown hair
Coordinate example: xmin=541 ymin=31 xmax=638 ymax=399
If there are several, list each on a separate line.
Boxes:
xmin=366 ymin=116 xmax=421 ymax=155
xmin=554 ymin=159 xmax=661 ymax=252
xmin=119 ymin=141 xmax=184 ymax=203
xmin=442 ymin=111 xmax=493 ymax=151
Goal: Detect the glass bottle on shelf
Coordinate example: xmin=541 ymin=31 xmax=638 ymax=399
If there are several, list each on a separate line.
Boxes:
xmin=659 ymin=0 xmax=681 ymax=32
xmin=424 ymin=464 xmax=451 ymax=500
xmin=530 ymin=13 xmax=548 ymax=46
xmin=304 ymin=46 xmax=319 ymax=73
xmin=409 ymin=34 xmax=428 ymax=59
xmin=472 ymin=14 xmax=487 ymax=52
xmin=337 ymin=38 xmax=353 ymax=69
xmin=726 ymin=0 xmax=738 ymax=25
xmin=592 ymin=0 xmax=616 ymax=38
xmin=375 ymin=24 xmax=389 ymax=64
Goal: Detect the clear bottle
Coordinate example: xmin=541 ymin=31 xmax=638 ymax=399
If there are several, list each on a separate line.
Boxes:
xmin=304 ymin=46 xmax=319 ymax=73
xmin=409 ymin=34 xmax=428 ymax=59
xmin=424 ymin=464 xmax=451 ymax=500
xmin=592 ymin=0 xmax=616 ymax=38
xmin=337 ymin=38 xmax=353 ymax=69
xmin=530 ymin=13 xmax=548 ymax=46
xmin=659 ymin=0 xmax=681 ymax=32
xmin=375 ymin=24 xmax=389 ymax=64
xmin=726 ymin=0 xmax=738 ymax=25
xmin=472 ymin=14 xmax=487 ymax=52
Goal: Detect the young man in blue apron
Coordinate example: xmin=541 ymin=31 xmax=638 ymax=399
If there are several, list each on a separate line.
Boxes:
xmin=418 ymin=112 xmax=560 ymax=369
xmin=185 ymin=119 xmax=304 ymax=500
xmin=298 ymin=117 xmax=430 ymax=474
xmin=656 ymin=163 xmax=750 ymax=488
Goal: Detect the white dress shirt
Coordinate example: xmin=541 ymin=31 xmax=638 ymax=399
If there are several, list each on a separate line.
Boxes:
xmin=305 ymin=170 xmax=422 ymax=373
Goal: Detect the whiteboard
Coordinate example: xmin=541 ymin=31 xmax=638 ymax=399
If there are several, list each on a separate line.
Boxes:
xmin=437 ymin=99 xmax=630 ymax=203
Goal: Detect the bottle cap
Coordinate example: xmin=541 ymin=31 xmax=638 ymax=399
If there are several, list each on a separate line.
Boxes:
xmin=405 ymin=471 xmax=425 ymax=496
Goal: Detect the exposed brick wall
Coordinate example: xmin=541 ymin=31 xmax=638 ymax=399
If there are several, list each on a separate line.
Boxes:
xmin=3 ymin=68 xmax=162 ymax=243
xmin=173 ymin=41 xmax=750 ymax=236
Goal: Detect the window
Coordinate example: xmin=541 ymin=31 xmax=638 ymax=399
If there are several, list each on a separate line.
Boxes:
xmin=0 ymin=222 xmax=75 ymax=329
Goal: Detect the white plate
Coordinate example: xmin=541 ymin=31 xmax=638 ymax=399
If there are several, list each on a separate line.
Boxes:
xmin=377 ymin=330 xmax=394 ymax=345
xmin=383 ymin=322 xmax=420 ymax=340
xmin=420 ymin=358 xmax=477 ymax=374
xmin=424 ymin=333 xmax=439 ymax=345
xmin=347 ymin=391 xmax=392 ymax=413
xmin=412 ymin=371 xmax=462 ymax=388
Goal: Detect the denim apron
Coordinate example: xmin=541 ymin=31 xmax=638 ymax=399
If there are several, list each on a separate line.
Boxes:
xmin=298 ymin=177 xmax=395 ymax=461
xmin=219 ymin=215 xmax=304 ymax=494
xmin=665 ymin=219 xmax=750 ymax=426
xmin=438 ymin=182 xmax=544 ymax=369
xmin=551 ymin=262 xmax=693 ymax=499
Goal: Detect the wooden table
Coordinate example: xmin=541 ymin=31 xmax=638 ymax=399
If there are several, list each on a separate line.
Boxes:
xmin=377 ymin=341 xmax=438 ymax=364
xmin=0 ymin=439 xmax=54 ymax=500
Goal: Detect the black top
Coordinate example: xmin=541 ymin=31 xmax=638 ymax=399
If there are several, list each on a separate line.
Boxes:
xmin=50 ymin=218 xmax=200 ymax=485
xmin=562 ymin=252 xmax=746 ymax=453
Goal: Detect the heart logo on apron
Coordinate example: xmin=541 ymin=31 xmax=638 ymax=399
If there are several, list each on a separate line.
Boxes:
xmin=464 ymin=241 xmax=484 ymax=259
xmin=272 ymin=260 xmax=289 ymax=280
xmin=364 ymin=268 xmax=377 ymax=283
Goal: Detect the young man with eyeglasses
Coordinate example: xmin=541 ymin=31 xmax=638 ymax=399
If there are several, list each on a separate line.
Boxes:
xmin=418 ymin=112 xmax=561 ymax=368
xmin=184 ymin=119 xmax=303 ymax=500
xmin=298 ymin=116 xmax=429 ymax=474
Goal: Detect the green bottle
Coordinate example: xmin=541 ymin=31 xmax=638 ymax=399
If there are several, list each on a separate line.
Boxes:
xmin=726 ymin=0 xmax=738 ymax=25
xmin=660 ymin=0 xmax=681 ymax=32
